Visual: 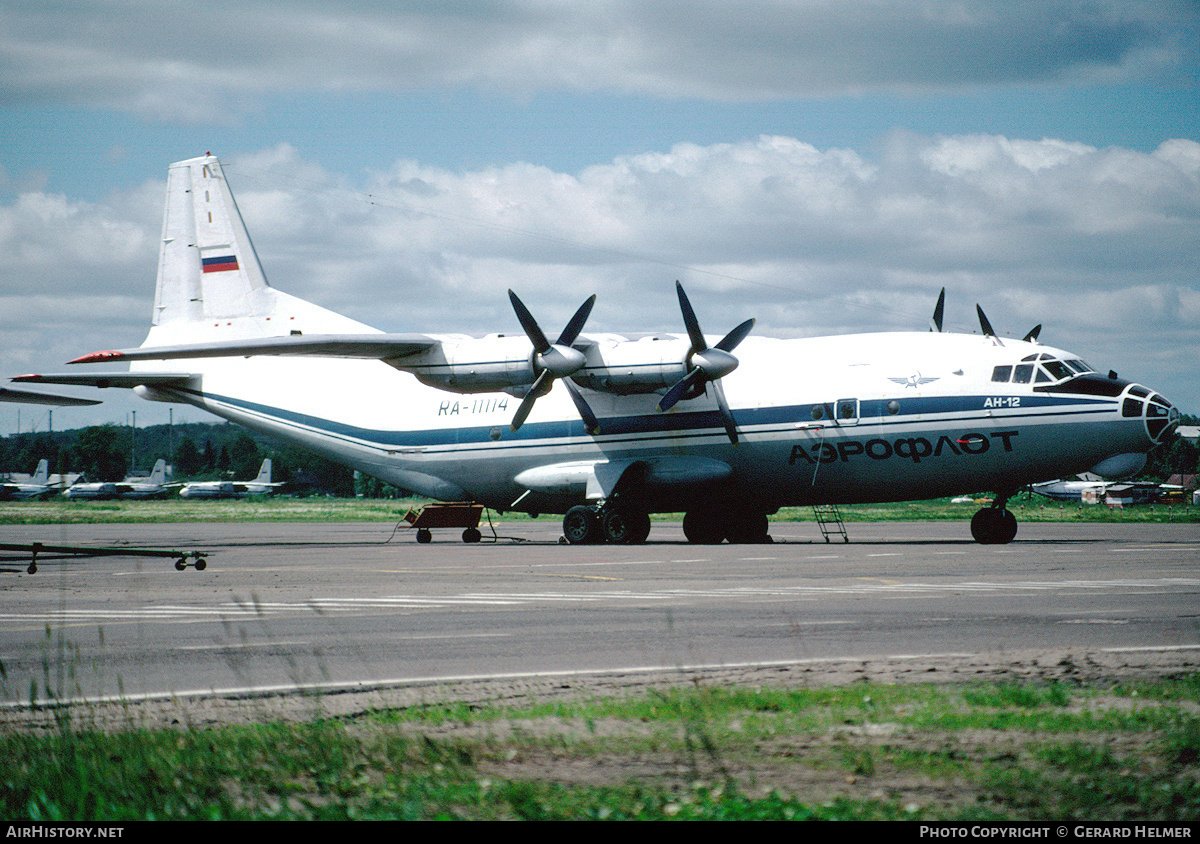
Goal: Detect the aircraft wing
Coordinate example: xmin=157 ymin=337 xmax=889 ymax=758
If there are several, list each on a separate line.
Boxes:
xmin=67 ymin=334 xmax=439 ymax=365
xmin=0 ymin=386 xmax=102 ymax=406
xmin=11 ymin=372 xmax=198 ymax=389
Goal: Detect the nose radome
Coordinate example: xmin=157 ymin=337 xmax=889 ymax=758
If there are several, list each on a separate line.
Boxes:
xmin=1127 ymin=386 xmax=1178 ymax=444
xmin=1148 ymin=393 xmax=1178 ymax=444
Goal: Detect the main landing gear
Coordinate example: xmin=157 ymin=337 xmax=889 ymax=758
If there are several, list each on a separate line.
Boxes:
xmin=561 ymin=501 xmax=772 ymax=545
xmin=970 ymin=493 xmax=1018 ymax=544
xmin=563 ymin=501 xmax=652 ymax=545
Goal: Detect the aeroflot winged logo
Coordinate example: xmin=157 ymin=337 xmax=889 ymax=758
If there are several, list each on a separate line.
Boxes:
xmin=888 ymin=371 xmax=940 ymax=389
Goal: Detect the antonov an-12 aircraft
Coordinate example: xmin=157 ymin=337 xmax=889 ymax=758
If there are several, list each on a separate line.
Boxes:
xmin=13 ymin=155 xmax=1179 ymax=544
xmin=63 ymin=459 xmax=171 ymax=501
xmin=179 ymin=459 xmax=282 ymax=499
xmin=0 ymin=459 xmax=57 ymax=501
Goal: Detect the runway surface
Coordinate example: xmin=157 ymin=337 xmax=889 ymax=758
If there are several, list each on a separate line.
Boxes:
xmin=1 ymin=519 xmax=1197 ymax=706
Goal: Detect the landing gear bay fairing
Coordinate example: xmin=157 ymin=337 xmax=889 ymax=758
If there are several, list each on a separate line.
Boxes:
xmin=13 ymin=155 xmax=1179 ymax=544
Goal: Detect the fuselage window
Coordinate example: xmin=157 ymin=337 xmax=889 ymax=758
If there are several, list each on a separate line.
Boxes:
xmin=811 ymin=405 xmax=825 ymax=421
xmin=992 ymin=365 xmax=1012 ymax=382
xmin=837 ymin=399 xmax=857 ymax=420
xmin=1012 ymin=364 xmax=1034 ymax=384
xmin=886 ymin=400 xmax=900 ymax=415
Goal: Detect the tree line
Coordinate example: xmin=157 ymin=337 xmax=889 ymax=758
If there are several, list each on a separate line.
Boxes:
xmin=0 ymin=421 xmax=360 ymax=496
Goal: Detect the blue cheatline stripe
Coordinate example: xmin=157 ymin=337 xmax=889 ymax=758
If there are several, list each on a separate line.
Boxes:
xmin=179 ymin=386 xmax=1116 ymax=456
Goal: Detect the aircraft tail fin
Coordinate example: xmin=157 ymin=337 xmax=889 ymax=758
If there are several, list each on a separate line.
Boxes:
xmin=256 ymin=458 xmax=272 ymax=484
xmin=153 ymin=155 xmax=275 ymax=327
xmin=149 ymin=459 xmax=166 ymax=484
xmin=32 ymin=459 xmax=48 ymax=484
xmin=145 ymin=155 xmax=370 ymax=347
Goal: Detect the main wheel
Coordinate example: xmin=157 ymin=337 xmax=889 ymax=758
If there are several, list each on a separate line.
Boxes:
xmin=725 ymin=511 xmax=770 ymax=544
xmin=601 ymin=506 xmax=652 ymax=544
xmin=683 ymin=508 xmax=727 ymax=544
xmin=563 ymin=505 xmax=603 ymax=544
xmin=627 ymin=511 xmax=652 ymax=544
xmin=462 ymin=527 xmax=482 ymax=543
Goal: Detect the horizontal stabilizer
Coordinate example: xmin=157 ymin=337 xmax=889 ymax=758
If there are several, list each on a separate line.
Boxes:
xmin=0 ymin=386 xmax=102 ymax=406
xmin=68 ymin=333 xmax=438 ymax=365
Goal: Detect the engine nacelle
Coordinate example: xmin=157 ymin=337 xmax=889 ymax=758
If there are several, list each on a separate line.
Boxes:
xmin=400 ymin=335 xmax=538 ymax=394
xmin=571 ymin=335 xmax=691 ymax=395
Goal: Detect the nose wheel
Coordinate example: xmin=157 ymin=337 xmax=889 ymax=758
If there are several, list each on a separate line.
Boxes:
xmin=970 ymin=504 xmax=1018 ymax=544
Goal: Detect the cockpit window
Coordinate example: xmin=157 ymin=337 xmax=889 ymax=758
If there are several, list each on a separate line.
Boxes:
xmin=994 ymin=355 xmax=1095 ymax=385
xmin=1043 ymin=360 xmax=1074 ymax=380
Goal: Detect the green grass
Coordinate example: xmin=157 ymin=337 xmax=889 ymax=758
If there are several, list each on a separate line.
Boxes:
xmin=4 ymin=675 xmax=1199 ymax=820
xmin=2 ymin=496 xmax=1196 ymax=524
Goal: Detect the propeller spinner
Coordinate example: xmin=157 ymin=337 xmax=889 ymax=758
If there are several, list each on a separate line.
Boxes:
xmin=508 ymin=290 xmax=599 ymax=433
xmin=658 ymin=281 xmax=755 ymax=444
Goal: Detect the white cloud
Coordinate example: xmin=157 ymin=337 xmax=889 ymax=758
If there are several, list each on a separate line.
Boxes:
xmin=1 ymin=1 xmax=1194 ymax=121
xmin=2 ymin=133 xmax=1197 ymax=417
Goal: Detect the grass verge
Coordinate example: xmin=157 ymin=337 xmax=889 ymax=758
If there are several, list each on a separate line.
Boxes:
xmin=4 ymin=674 xmax=1199 ymax=820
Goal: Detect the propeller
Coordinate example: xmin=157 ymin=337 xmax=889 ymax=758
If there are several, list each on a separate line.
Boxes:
xmin=657 ymin=281 xmax=755 ymax=444
xmin=508 ymin=290 xmax=598 ymax=433
xmin=930 ymin=287 xmax=945 ymax=332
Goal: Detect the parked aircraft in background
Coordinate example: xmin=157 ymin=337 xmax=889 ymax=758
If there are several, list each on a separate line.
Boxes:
xmin=179 ymin=459 xmax=282 ymax=499
xmin=1030 ymin=478 xmax=1110 ymax=502
xmin=13 ymin=155 xmax=1180 ymax=544
xmin=0 ymin=459 xmax=59 ymax=500
xmin=63 ymin=459 xmax=171 ymax=501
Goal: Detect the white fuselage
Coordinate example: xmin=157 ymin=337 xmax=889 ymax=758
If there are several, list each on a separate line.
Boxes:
xmin=135 ymin=328 xmax=1165 ymax=515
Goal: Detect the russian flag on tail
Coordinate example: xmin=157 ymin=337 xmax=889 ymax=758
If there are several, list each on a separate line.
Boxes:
xmin=202 ymin=254 xmax=239 ymax=273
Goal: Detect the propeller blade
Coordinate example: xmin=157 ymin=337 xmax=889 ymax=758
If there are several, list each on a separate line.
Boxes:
xmin=715 ymin=317 xmax=755 ymax=353
xmin=976 ymin=304 xmax=1004 ymax=347
xmin=511 ymin=370 xmax=551 ymax=431
xmin=931 ymin=288 xmax=945 ymax=332
xmin=675 ymin=281 xmax=707 ymax=352
xmin=712 ymin=379 xmax=739 ymax=445
xmin=658 ymin=367 xmax=703 ymax=413
xmin=556 ymin=294 xmax=596 ymax=346
xmin=565 ymin=381 xmax=600 ymax=434
xmin=1023 ymin=324 xmax=1042 ymax=343
xmin=508 ymin=290 xmax=551 ymax=354
xmin=976 ymin=304 xmax=994 ymax=337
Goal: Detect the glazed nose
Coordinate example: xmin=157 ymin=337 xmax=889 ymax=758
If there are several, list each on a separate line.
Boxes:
xmin=1121 ymin=385 xmax=1178 ymax=444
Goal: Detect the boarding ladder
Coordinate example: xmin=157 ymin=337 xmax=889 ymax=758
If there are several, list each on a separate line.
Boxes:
xmin=811 ymin=504 xmax=848 ymax=543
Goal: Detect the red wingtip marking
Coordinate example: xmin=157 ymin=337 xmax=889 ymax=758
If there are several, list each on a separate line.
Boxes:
xmin=68 ymin=350 xmax=125 ymax=364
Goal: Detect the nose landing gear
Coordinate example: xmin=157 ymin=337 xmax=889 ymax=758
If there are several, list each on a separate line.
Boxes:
xmin=971 ymin=493 xmax=1018 ymax=544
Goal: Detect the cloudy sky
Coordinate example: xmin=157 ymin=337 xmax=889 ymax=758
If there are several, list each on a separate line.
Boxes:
xmin=2 ymin=0 xmax=1198 ymax=435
